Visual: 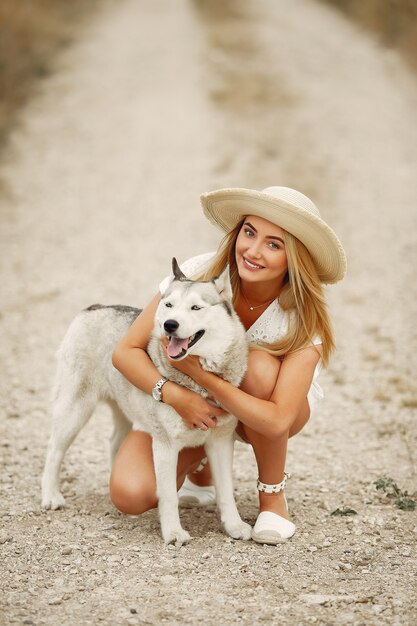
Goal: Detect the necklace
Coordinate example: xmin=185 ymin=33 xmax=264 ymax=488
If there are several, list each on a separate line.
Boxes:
xmin=241 ymin=289 xmax=277 ymax=311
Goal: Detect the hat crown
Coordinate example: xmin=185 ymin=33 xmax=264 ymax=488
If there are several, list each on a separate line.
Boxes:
xmin=262 ymin=186 xmax=321 ymax=218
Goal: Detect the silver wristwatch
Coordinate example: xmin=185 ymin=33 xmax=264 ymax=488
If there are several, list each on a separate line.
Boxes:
xmin=152 ymin=377 xmax=168 ymax=402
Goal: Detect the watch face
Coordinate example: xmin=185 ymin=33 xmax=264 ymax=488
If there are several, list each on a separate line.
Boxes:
xmin=152 ymin=387 xmax=161 ymax=401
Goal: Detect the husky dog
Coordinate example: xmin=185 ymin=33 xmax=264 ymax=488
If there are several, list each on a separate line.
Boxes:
xmin=42 ymin=259 xmax=251 ymax=545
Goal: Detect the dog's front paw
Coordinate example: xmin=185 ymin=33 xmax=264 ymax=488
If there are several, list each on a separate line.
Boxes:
xmin=224 ymin=520 xmax=252 ymax=541
xmin=163 ymin=527 xmax=192 ymax=547
xmin=41 ymin=490 xmax=66 ymax=510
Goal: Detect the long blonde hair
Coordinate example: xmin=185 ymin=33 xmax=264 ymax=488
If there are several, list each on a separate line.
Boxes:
xmin=197 ymin=218 xmax=335 ymax=366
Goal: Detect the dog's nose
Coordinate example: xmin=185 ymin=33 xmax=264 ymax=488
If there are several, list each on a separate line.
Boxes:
xmin=164 ymin=319 xmax=179 ymax=334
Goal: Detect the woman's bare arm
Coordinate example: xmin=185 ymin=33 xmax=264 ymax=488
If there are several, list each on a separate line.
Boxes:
xmin=112 ymin=294 xmax=165 ymax=394
xmin=169 ymin=346 xmax=321 ymax=439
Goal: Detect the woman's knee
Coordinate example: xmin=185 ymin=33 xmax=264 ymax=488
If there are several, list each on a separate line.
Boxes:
xmin=241 ymin=350 xmax=281 ymax=400
xmin=109 ymin=476 xmax=157 ymax=515
xmin=109 ymin=430 xmax=157 ymax=514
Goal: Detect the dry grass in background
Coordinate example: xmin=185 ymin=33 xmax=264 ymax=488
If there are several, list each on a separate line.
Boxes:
xmin=320 ymin=0 xmax=417 ymax=69
xmin=0 ymin=0 xmax=102 ymax=149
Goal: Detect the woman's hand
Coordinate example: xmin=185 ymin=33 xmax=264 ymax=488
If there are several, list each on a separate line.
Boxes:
xmin=161 ymin=338 xmax=225 ymax=430
xmin=168 ymin=354 xmax=205 ymax=380
xmin=162 ymin=382 xmax=225 ymax=431
xmin=161 ymin=337 xmax=207 ymax=384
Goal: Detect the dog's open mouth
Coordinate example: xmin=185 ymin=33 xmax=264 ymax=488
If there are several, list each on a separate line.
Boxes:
xmin=166 ymin=330 xmax=205 ymax=360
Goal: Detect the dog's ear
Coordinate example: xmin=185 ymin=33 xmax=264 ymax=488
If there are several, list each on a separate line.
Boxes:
xmin=213 ymin=266 xmax=233 ymax=301
xmin=172 ymin=258 xmax=187 ymax=281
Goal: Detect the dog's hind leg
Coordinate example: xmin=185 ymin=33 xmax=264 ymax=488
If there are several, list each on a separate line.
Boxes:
xmin=205 ymin=436 xmax=252 ymax=540
xmin=152 ymin=439 xmax=192 ymax=546
xmin=41 ymin=386 xmax=98 ymax=510
xmin=108 ymin=400 xmax=131 ymax=467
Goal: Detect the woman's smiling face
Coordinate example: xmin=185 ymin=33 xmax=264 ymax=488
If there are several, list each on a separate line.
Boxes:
xmin=235 ymin=215 xmax=288 ymax=287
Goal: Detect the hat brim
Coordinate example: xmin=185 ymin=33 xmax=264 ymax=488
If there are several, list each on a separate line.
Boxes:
xmin=200 ymin=188 xmax=347 ymax=284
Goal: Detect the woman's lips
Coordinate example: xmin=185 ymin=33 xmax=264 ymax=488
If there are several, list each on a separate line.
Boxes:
xmin=243 ymin=257 xmax=264 ymax=270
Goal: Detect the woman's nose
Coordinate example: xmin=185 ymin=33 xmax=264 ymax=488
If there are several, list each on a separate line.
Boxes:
xmin=247 ymin=240 xmax=262 ymax=258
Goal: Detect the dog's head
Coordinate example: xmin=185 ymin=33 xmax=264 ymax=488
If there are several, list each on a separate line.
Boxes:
xmin=155 ymin=258 xmax=235 ymax=361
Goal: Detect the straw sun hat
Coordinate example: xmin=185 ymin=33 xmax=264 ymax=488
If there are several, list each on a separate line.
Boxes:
xmin=200 ymin=186 xmax=347 ymax=284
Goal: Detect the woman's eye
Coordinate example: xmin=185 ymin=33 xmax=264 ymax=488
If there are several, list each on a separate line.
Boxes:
xmin=268 ymin=241 xmax=279 ymax=250
xmin=165 ymin=302 xmax=173 ymax=308
xmin=244 ymin=228 xmax=255 ymax=237
xmin=191 ymin=305 xmax=201 ymax=311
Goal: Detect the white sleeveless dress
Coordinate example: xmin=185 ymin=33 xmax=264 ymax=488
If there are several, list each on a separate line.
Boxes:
xmin=159 ymin=252 xmax=324 ymax=418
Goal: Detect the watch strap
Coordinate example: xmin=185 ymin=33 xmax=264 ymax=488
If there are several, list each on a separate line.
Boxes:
xmin=155 ymin=377 xmax=168 ymax=392
xmin=153 ymin=377 xmax=168 ymax=401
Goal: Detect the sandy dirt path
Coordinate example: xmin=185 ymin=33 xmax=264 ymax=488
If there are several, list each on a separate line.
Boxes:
xmin=1 ymin=1 xmax=416 ymax=624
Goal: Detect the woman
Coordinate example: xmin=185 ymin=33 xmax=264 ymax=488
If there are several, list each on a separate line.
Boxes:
xmin=110 ymin=186 xmax=347 ymax=544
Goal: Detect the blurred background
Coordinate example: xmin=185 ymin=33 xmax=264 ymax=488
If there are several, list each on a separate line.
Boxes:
xmin=1 ymin=0 xmax=417 ymax=150
xmin=0 ymin=0 xmax=100 ymax=149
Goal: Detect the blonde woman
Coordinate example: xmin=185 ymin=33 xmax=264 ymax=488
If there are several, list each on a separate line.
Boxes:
xmin=110 ymin=186 xmax=346 ymax=544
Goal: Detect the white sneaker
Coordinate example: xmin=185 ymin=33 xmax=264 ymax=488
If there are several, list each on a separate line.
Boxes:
xmin=178 ymin=476 xmax=216 ymax=508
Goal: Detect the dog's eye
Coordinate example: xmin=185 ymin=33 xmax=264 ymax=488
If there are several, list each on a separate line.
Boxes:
xmin=191 ymin=305 xmax=201 ymax=311
xmin=165 ymin=302 xmax=173 ymax=308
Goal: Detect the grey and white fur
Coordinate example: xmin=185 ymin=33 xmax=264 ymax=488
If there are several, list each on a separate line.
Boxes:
xmin=41 ymin=259 xmax=251 ymax=545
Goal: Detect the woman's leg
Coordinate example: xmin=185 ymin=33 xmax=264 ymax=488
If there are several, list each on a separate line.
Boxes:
xmin=238 ymin=350 xmax=310 ymax=521
xmin=109 ymin=430 xmax=207 ymax=515
xmin=186 ymin=455 xmax=213 ymax=487
xmin=185 ymin=350 xmax=283 ymax=491
xmin=110 ymin=431 xmax=155 ymax=514
xmin=182 ymin=349 xmax=311 ymax=507
xmin=183 ymin=349 xmax=310 ymax=495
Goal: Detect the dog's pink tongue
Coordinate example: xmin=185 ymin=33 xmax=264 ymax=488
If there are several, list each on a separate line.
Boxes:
xmin=167 ymin=337 xmax=189 ymax=358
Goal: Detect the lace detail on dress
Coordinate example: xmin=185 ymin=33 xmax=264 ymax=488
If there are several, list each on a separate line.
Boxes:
xmin=246 ymin=300 xmax=290 ymax=345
